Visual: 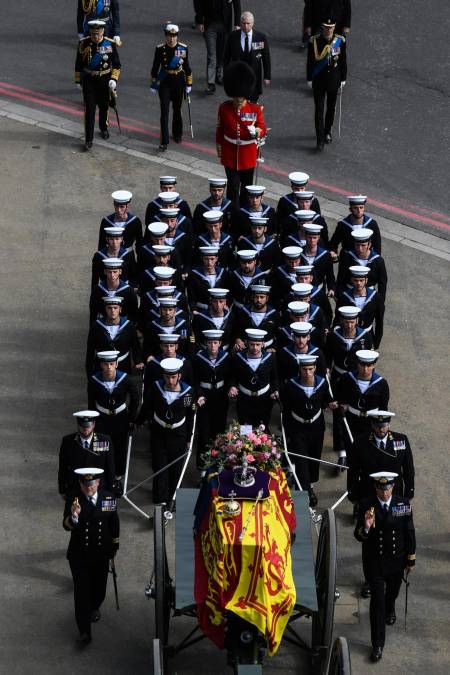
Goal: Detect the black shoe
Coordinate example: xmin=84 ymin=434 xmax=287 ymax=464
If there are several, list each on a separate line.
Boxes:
xmin=361 ymin=581 xmax=371 ymax=598
xmin=370 ymin=646 xmax=383 ymax=662
xmin=84 ymin=142 xmax=92 ymax=151
xmin=100 ymin=130 xmax=110 ymax=140
xmin=158 ymin=143 xmax=167 ymax=151
xmin=215 ymin=75 xmax=223 ymax=85
xmin=173 ymin=136 xmax=182 ymax=143
xmin=335 ymin=455 xmax=347 ymax=474
xmin=316 ymin=140 xmax=324 ymax=151
xmin=386 ymin=611 xmax=396 ymax=625
xmin=205 ymin=83 xmax=216 ymax=94
xmin=77 ymin=632 xmax=92 ymax=646
xmin=325 ymin=131 xmax=332 ymax=144
xmin=308 ymin=488 xmax=318 ymax=508
xmin=91 ymin=609 xmax=101 ymax=623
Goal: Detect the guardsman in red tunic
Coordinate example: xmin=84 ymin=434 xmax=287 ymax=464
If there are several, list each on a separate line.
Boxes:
xmin=216 ymin=61 xmax=267 ymax=207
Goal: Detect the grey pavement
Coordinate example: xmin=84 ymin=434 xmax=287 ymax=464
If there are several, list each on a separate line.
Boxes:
xmin=0 ymin=115 xmax=449 ymax=675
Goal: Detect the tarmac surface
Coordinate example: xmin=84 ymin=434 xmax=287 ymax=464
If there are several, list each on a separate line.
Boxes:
xmin=0 ymin=113 xmax=449 ymax=675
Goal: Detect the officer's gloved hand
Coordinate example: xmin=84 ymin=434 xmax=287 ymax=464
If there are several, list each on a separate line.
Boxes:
xmin=185 ymin=86 xmax=192 ymax=95
xmin=307 ymin=81 xmax=312 ymax=89
xmin=150 ymin=87 xmax=157 ymax=95
xmin=109 ymin=79 xmax=117 ymax=91
xmin=340 ymin=81 xmax=346 ymax=90
xmin=113 ymin=35 xmax=121 ymax=46
xmin=247 ymin=125 xmax=257 ymax=138
xmin=78 ymin=33 xmax=84 ymax=41
xmin=75 ymin=83 xmax=82 ymax=90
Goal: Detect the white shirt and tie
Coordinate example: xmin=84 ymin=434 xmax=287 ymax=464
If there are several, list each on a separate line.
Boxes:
xmin=241 ymin=30 xmax=253 ymax=54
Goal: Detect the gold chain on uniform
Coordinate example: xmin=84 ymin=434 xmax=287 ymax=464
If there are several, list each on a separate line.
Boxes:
xmin=313 ymin=37 xmax=332 ymax=61
xmin=82 ymin=0 xmax=97 ymax=14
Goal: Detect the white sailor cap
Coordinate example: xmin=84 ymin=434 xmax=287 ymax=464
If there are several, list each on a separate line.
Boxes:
xmin=294 ymin=265 xmax=314 ymax=275
xmin=250 ymin=284 xmax=271 ymax=294
xmin=97 ymin=350 xmax=120 ymax=361
xmin=74 ymin=467 xmax=104 ymax=482
xmin=159 ymin=175 xmax=177 ymax=184
xmin=208 ymin=177 xmax=227 ymax=186
xmin=103 ymin=257 xmax=123 ymax=268
xmin=88 ymin=19 xmax=106 ymax=28
xmin=155 ymin=285 xmax=176 ymax=295
xmin=249 ymin=215 xmax=269 ymax=226
xmin=199 ymin=245 xmax=220 ymax=256
xmin=158 ymin=333 xmax=180 ymax=343
xmin=291 ymin=282 xmax=313 ymax=296
xmin=304 ymin=223 xmax=323 ymax=235
xmin=349 ymin=265 xmax=370 ymax=278
xmin=111 ymin=190 xmax=132 ymax=203
xmin=73 ymin=410 xmax=100 ymax=426
xmin=237 ymin=249 xmax=258 ymax=260
xmin=282 ymin=245 xmax=303 ymax=258
xmin=203 ymin=210 xmax=223 ymax=223
xmin=288 ymin=300 xmax=309 ymax=314
xmin=348 ymin=195 xmax=367 ymax=205
xmin=153 ymin=266 xmax=176 ymax=279
xmin=351 ymin=228 xmax=373 ymax=242
xmin=148 ymin=222 xmax=168 ymax=236
xmin=370 ymin=471 xmax=398 ymax=486
xmin=356 ymin=349 xmax=379 ymax=363
xmin=159 ymin=207 xmax=180 ymax=217
xmin=158 ymin=191 xmax=179 ymax=203
xmin=208 ymin=288 xmax=229 ymax=298
xmin=152 ymin=244 xmax=174 ymax=255
xmin=245 ymin=328 xmax=267 ymax=341
xmin=160 ymin=357 xmax=183 ymax=373
xmin=294 ymin=190 xmax=315 ymax=199
xmin=104 ymin=226 xmax=125 ymax=237
xmin=289 ymin=171 xmax=309 ymax=186
xmin=367 ymin=410 xmax=396 ymax=423
xmin=202 ymin=329 xmax=224 ymax=340
xmin=338 ymin=305 xmax=360 ymax=318
xmin=290 ymin=321 xmax=312 ymax=335
xmin=245 ymin=185 xmax=266 ymax=196
xmin=102 ymin=295 xmax=123 ymax=305
xmin=297 ymin=354 xmax=318 ymax=366
xmin=295 ymin=209 xmax=316 ymax=222
xmin=158 ymin=297 xmax=178 ymax=307
xmin=164 ymin=23 xmax=179 ymax=34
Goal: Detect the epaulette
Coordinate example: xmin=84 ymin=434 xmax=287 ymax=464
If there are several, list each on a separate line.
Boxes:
xmin=104 ymin=36 xmax=115 ymax=43
xmin=157 ymin=42 xmax=164 ymax=48
xmin=310 ymin=34 xmax=320 ymax=43
xmin=79 ymin=36 xmax=90 ymax=43
xmin=178 ymin=41 xmax=188 ymax=47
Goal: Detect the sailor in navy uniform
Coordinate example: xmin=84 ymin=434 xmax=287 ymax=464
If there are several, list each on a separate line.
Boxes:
xmin=336 ymin=228 xmax=387 ymax=302
xmin=139 ymin=279 xmax=188 ymax=331
xmin=233 ymin=185 xmax=277 ymax=239
xmin=271 ymin=246 xmax=304 ymax=307
xmin=194 ymin=330 xmax=231 ymax=468
xmin=282 ymin=354 xmax=337 ymax=506
xmin=288 ymin=266 xmax=333 ymax=324
xmin=98 ymin=190 xmax=143 ymax=250
xmin=58 ymin=411 xmax=115 ymax=497
xmin=193 ymin=211 xmax=234 ymax=269
xmin=330 ymin=195 xmax=382 ymax=258
xmin=193 ymin=177 xmax=232 ymax=235
xmin=336 ymin=349 xmax=390 ymax=470
xmin=87 ymin=350 xmax=139 ymax=480
xmin=143 ymin=334 xmax=193 ymax=395
xmin=228 ymin=328 xmax=279 ymax=429
xmin=187 ymin=246 xmax=229 ymax=311
xmin=150 ymin=24 xmax=193 ymax=150
xmin=335 ymin=265 xmax=384 ymax=348
xmin=77 ymin=0 xmax=120 ymax=40
xmin=236 ymin=216 xmax=280 ymax=271
xmin=191 ymin=288 xmax=234 ymax=351
xmin=145 ymin=191 xmax=193 ymax=237
xmin=91 ymin=225 xmax=137 ymax=289
xmin=136 ymin=358 xmax=196 ymax=504
xmin=137 ymin=243 xmax=181 ymax=292
xmin=157 ymin=207 xmax=193 ymax=277
xmin=144 ymin=175 xmax=192 ymax=225
xmin=63 ymin=467 xmax=120 ymax=645
xmin=287 ymin=282 xmax=331 ymax=334
xmin=281 ymin=204 xmax=329 ymax=247
xmin=354 ymin=472 xmax=416 ymax=662
xmin=233 ymin=285 xmax=280 ymax=352
xmin=143 ymin=297 xmax=194 ymax=360
xmin=299 ymin=222 xmax=335 ymax=295
xmin=277 ymin=320 xmax=326 ymax=384
xmin=75 ymin=20 xmax=121 ymax=150
xmin=85 ymin=296 xmax=144 ymax=375
xmin=276 ymin=172 xmax=321 ymax=233
xmin=89 ymin=258 xmax=138 ymax=325
xmin=279 ymin=300 xmax=328 ymax=350
xmin=227 ymin=249 xmax=269 ymax=308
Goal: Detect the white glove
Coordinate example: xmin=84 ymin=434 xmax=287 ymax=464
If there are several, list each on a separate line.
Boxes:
xmin=113 ymin=35 xmax=121 ymax=45
xmin=109 ymin=79 xmax=117 ymax=90
xmin=150 ymin=87 xmax=157 ymax=95
xmin=76 ymin=83 xmax=82 ymax=90
xmin=185 ymin=86 xmax=192 ymax=94
xmin=78 ymin=33 xmax=84 ymax=41
xmin=307 ymin=81 xmax=312 ymax=89
xmin=247 ymin=124 xmax=257 ymax=138
xmin=340 ymin=81 xmax=346 ymax=88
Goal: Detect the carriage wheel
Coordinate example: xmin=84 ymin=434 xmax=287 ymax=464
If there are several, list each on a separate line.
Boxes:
xmin=326 ymin=637 xmax=351 ymax=675
xmin=311 ymin=508 xmax=337 ymax=674
xmin=153 ymin=638 xmax=165 ymax=675
xmin=154 ymin=505 xmax=171 ymax=649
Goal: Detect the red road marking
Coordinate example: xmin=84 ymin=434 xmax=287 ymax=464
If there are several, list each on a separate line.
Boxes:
xmin=1 ymin=82 xmax=449 ymax=232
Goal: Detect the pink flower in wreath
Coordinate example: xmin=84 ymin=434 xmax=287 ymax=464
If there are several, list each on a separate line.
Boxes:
xmin=253 ymin=438 xmax=262 ymax=446
xmin=262 ymin=451 xmax=271 ymax=460
xmin=235 ymin=439 xmax=243 ymax=446
xmin=246 ymin=454 xmax=255 ymax=463
xmin=260 ymin=434 xmax=268 ymax=442
xmin=211 ymin=449 xmax=218 ymax=457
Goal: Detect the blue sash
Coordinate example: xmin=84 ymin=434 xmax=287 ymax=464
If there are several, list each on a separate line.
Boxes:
xmin=151 ymin=52 xmax=183 ymax=91
xmin=311 ymin=36 xmax=343 ymax=80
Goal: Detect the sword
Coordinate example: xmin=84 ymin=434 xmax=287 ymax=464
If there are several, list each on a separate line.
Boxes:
xmin=186 ymin=94 xmax=194 ymax=139
xmin=338 ymin=84 xmax=343 ymax=138
xmin=109 ymin=558 xmax=120 ymax=610
xmin=402 ymin=571 xmax=410 ymax=632
xmin=109 ymin=89 xmax=121 ymax=134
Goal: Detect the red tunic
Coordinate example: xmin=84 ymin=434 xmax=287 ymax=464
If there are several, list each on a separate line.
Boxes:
xmin=216 ymin=100 xmax=267 ymax=171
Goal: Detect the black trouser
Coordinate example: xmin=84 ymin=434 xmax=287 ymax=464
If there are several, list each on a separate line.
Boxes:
xmin=196 ymin=390 xmax=229 ymax=467
xmin=288 ymin=417 xmax=325 ymax=487
xmin=369 ymin=571 xmax=403 ymax=648
xmin=236 ymin=391 xmax=273 ymax=430
xmin=69 ymin=555 xmax=109 ymax=637
xmin=313 ymin=85 xmax=338 ymax=143
xmin=82 ymin=74 xmax=109 ymax=143
xmin=225 ymin=166 xmax=255 ymax=208
xmin=150 ymin=423 xmax=188 ymax=504
xmin=96 ymin=412 xmax=129 ymax=477
xmin=158 ymin=76 xmax=184 ymax=145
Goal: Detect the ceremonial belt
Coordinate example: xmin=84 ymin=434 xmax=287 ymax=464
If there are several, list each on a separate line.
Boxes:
xmin=117 ymin=351 xmax=129 ymax=362
xmin=154 ymin=413 xmax=185 ymax=429
xmin=333 ymin=364 xmax=347 ymax=375
xmin=348 ymin=405 xmax=368 ymax=418
xmin=96 ymin=402 xmax=127 ymax=415
xmin=291 ymin=409 xmax=322 ymax=424
xmin=200 ymin=380 xmax=225 ymax=390
xmin=224 ymin=135 xmax=255 ymax=146
xmin=165 ymin=68 xmax=183 ymax=75
xmin=84 ymin=68 xmax=111 ymax=76
xmin=238 ymin=383 xmax=270 ymax=397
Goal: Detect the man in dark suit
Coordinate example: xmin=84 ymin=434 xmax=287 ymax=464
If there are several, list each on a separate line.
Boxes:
xmin=223 ymin=11 xmax=271 ymax=103
xmin=195 ymin=0 xmax=241 ymax=94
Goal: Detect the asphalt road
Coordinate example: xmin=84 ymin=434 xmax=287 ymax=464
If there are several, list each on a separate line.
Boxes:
xmin=1 ymin=116 xmax=449 ymax=674
xmin=2 ymin=0 xmax=450 ymax=237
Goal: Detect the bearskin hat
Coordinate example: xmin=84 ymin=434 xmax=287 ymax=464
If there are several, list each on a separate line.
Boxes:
xmin=223 ymin=61 xmax=256 ymax=99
